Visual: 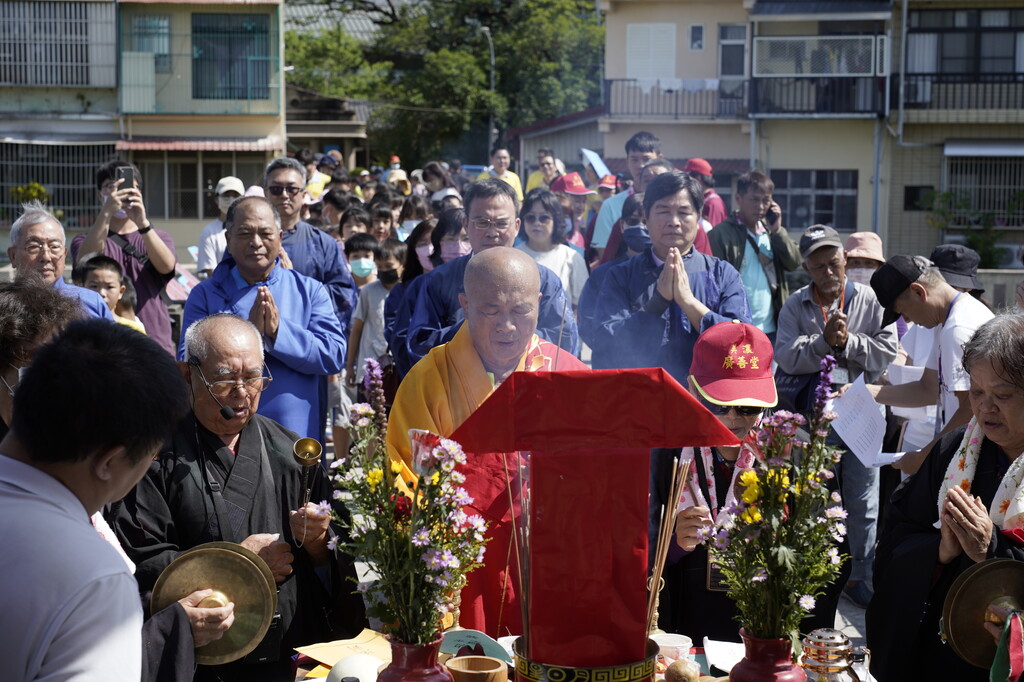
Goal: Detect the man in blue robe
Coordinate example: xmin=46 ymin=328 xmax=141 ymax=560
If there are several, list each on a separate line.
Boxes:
xmin=179 ymin=196 xmax=345 ymax=438
xmin=587 ymin=172 xmax=750 ymax=383
xmin=401 ymin=179 xmax=579 ymax=366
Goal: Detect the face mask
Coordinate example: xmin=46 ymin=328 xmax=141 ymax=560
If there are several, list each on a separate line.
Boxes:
xmin=846 ymin=267 xmax=874 ymax=286
xmin=217 ymin=196 xmax=236 ymax=214
xmin=622 ymin=226 xmax=651 ymax=254
xmin=416 ymin=244 xmax=434 ymax=272
xmin=349 ymin=257 xmax=376 ymax=278
xmin=101 ymin=192 xmax=128 ymax=220
xmin=377 ymin=268 xmax=400 ymax=285
xmin=441 ymin=240 xmax=472 ymax=263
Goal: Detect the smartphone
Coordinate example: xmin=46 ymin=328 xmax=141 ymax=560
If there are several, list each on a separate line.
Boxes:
xmin=116 ymin=166 xmax=135 ymax=189
xmin=765 ymin=207 xmax=779 ymax=224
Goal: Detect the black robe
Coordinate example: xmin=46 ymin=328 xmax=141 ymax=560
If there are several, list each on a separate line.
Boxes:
xmin=651 ymin=446 xmax=849 ymax=642
xmin=115 ymin=413 xmax=367 ymax=681
xmin=868 ymin=427 xmax=1022 ymax=682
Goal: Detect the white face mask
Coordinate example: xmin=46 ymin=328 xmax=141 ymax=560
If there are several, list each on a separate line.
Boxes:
xmin=846 ymin=267 xmax=874 ymax=286
xmin=217 ymin=196 xmax=237 ymax=214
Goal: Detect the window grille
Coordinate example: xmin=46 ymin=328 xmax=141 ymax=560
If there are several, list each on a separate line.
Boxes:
xmin=945 ymin=156 xmax=1024 ymax=227
xmin=769 ymin=170 xmax=859 ymax=231
xmin=192 ymin=14 xmax=272 ymax=100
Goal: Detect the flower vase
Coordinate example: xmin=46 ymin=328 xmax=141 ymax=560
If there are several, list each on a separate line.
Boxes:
xmin=378 ymin=638 xmax=453 ymax=682
xmin=729 ymin=629 xmax=807 ymax=682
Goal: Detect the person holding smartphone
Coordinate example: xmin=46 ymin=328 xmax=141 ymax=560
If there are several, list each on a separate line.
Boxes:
xmin=708 ymin=170 xmax=801 ymax=343
xmin=72 ymin=161 xmax=178 ymax=354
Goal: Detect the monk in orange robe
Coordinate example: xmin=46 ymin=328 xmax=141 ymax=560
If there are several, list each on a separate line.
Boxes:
xmin=388 ymin=247 xmax=586 ymax=637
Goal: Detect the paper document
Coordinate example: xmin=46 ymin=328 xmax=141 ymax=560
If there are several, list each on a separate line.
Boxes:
xmin=831 ymin=375 xmax=890 ymax=467
xmin=703 ymin=638 xmax=745 ymax=673
xmin=885 ymin=364 xmax=936 ymax=421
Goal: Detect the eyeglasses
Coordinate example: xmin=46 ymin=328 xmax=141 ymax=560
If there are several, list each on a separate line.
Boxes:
xmin=266 ymin=185 xmax=303 ymax=197
xmin=192 ymin=361 xmax=273 ymax=397
xmin=522 ymin=213 xmax=553 ymax=225
xmin=469 ymin=218 xmax=513 ymax=232
xmin=22 ymin=240 xmax=65 ymax=256
xmin=701 ymin=398 xmax=764 ymax=417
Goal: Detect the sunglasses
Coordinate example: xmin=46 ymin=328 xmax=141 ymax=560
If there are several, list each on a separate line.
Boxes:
xmin=266 ymin=185 xmax=303 ymax=197
xmin=701 ymin=399 xmax=764 ymax=417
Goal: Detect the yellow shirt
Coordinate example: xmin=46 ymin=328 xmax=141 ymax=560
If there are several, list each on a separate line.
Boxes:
xmin=475 ymin=169 xmax=524 ymax=201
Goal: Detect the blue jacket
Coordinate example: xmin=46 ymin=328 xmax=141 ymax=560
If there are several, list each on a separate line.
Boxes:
xmin=577 ymin=255 xmax=626 ymax=370
xmin=589 ymin=248 xmax=751 ymax=382
xmin=403 ymin=254 xmax=580 ymax=365
xmin=179 ymin=256 xmax=346 ymax=438
xmin=53 ymin=278 xmax=113 ymax=320
xmin=282 ymin=221 xmax=357 ymax=336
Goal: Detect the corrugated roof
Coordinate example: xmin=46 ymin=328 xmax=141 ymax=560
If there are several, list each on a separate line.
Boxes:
xmin=115 ymin=136 xmax=284 ymax=151
xmin=750 ymin=1 xmax=892 ymax=20
xmin=284 ymin=3 xmax=379 ymax=43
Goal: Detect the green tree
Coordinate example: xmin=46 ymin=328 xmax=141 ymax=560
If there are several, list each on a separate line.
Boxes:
xmin=284 ymin=26 xmax=390 ymax=100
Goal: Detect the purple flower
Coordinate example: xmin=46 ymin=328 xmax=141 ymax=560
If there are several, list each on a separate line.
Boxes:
xmin=423 ymin=549 xmax=445 ymax=570
xmin=752 ymin=567 xmax=767 ymax=582
xmin=412 ymin=528 xmax=431 ymax=547
xmin=332 ymin=489 xmax=344 ymax=500
xmin=452 ymin=488 xmax=472 ymax=505
xmin=825 ymin=506 xmax=847 ymax=519
xmin=327 ymin=536 xmax=338 ymax=551
xmin=315 ymin=500 xmax=332 ymax=516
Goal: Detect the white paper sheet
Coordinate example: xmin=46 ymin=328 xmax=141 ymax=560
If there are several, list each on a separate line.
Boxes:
xmin=885 ymin=364 xmax=936 ymax=421
xmin=831 ymin=375 xmax=890 ymax=467
xmin=702 ymin=637 xmax=745 ymax=674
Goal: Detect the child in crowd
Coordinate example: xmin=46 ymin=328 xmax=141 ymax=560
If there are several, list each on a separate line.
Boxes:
xmin=76 ymin=255 xmax=147 ymax=334
xmin=340 ymin=205 xmax=371 ymax=241
xmin=370 ymin=204 xmax=396 ymax=242
xmin=398 ymin=195 xmax=430 ymax=240
xmin=346 ymin=238 xmax=407 ymax=393
xmin=345 ymin=232 xmax=379 ymax=287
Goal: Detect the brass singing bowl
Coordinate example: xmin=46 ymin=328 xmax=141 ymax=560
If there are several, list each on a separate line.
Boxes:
xmin=941 ymin=558 xmax=1024 ymax=668
xmin=293 ymin=437 xmax=323 ymax=467
xmin=151 ymin=543 xmax=277 ymax=665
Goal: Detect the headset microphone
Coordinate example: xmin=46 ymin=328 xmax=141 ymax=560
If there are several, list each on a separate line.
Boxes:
xmin=218 ymin=402 xmax=236 ymax=420
xmin=189 ymin=356 xmax=237 ymax=420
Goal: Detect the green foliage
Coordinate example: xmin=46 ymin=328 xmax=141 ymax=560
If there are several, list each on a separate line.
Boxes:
xmin=284 ymin=27 xmax=389 ymax=99
xmin=286 ymin=0 xmax=603 ymax=165
xmin=10 ymin=181 xmax=50 ymax=204
xmin=923 ymin=189 xmax=1024 ymax=269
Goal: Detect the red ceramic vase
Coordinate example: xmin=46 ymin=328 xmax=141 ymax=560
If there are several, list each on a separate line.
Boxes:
xmin=729 ymin=628 xmax=807 ymax=682
xmin=377 ymin=638 xmax=453 ymax=682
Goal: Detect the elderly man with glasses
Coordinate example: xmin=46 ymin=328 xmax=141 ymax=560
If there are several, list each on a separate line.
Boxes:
xmin=115 ymin=312 xmax=366 ymax=682
xmin=7 ymin=201 xmax=112 ymax=320
xmin=401 ymin=179 xmax=579 ymax=366
xmin=179 ymin=196 xmax=345 ymax=440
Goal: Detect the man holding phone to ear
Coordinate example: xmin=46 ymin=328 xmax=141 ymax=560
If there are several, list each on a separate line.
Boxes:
xmin=72 ymin=161 xmax=178 ymax=354
xmin=708 ymin=170 xmax=801 ymax=342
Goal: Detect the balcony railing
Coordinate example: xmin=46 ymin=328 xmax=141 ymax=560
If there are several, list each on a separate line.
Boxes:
xmin=604 ymin=78 xmax=748 ymax=119
xmin=749 ymin=76 xmax=885 ymax=116
xmin=897 ymin=73 xmax=1024 ymax=111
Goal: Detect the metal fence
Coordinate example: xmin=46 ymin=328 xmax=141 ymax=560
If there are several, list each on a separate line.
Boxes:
xmin=604 ymin=79 xmax=748 ymax=119
xmin=0 ymin=1 xmax=117 ymax=88
xmin=899 ymin=73 xmax=1024 ymax=111
xmin=749 ymin=76 xmax=885 ymax=116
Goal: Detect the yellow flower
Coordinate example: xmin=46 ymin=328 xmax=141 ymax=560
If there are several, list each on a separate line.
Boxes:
xmin=742 ymin=484 xmax=761 ymax=504
xmin=366 ymin=468 xmax=384 ymax=489
xmin=430 ymin=472 xmax=440 ymax=486
xmin=391 ymin=461 xmax=404 ymax=475
xmin=739 ymin=469 xmax=759 ymax=486
xmin=741 ymin=507 xmax=763 ymax=524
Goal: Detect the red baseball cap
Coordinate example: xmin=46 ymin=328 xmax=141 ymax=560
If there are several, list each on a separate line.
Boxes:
xmin=683 ymin=158 xmax=713 ymax=176
xmin=598 ymin=174 xmax=618 ymax=190
xmin=550 ymin=171 xmax=596 ymax=196
xmin=689 ymin=321 xmax=777 ymax=407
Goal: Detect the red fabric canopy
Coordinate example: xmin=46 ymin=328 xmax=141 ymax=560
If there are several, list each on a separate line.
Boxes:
xmin=452 ymin=368 xmax=738 ymax=667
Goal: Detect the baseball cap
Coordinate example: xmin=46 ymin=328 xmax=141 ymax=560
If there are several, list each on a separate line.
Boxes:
xmin=598 ymin=174 xmax=618 ymax=190
xmin=689 ymin=321 xmax=777 ymax=408
xmin=799 ymin=225 xmax=844 ymax=259
xmin=870 ymin=254 xmax=931 ymax=327
xmin=683 ymin=158 xmax=713 ymax=176
xmin=930 ymin=244 xmax=984 ymax=292
xmin=844 ymin=232 xmax=885 ymax=264
xmin=316 ymin=153 xmax=338 ymax=169
xmin=358 ymin=169 xmax=370 ymax=177
xmin=550 ymin=172 xmax=595 ymax=196
xmin=215 ymin=176 xmax=245 ymax=196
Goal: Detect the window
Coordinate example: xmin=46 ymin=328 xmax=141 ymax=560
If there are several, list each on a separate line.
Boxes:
xmin=136 ymin=152 xmax=269 ymax=220
xmin=626 ymin=24 xmax=676 ymax=79
xmin=945 ymin=156 xmax=1024 ymax=227
xmin=0 ymin=2 xmax=116 ymax=87
xmin=908 ymin=9 xmax=1024 ymax=74
xmin=690 ymin=25 xmax=704 ymax=51
xmin=904 ymin=186 xmax=935 ymax=211
xmin=719 ymin=25 xmax=747 ymax=103
xmin=132 ymin=15 xmax=171 ymax=73
xmin=192 ymin=13 xmax=271 ymax=100
xmin=769 ymin=170 xmax=858 ymax=231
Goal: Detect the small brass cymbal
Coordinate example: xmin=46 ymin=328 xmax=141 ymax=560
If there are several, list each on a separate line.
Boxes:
xmin=942 ymin=558 xmax=1024 ymax=669
xmin=179 ymin=541 xmax=277 ymax=615
xmin=152 ymin=544 xmax=276 ymax=665
xmin=294 ymin=437 xmax=322 ymax=467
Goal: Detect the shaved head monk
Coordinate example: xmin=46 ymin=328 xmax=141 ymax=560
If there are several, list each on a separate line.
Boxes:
xmin=387 ymin=246 xmax=587 ymax=637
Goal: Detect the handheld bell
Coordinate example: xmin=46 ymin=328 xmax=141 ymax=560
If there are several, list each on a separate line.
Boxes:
xmin=293 ymin=438 xmax=323 ymax=507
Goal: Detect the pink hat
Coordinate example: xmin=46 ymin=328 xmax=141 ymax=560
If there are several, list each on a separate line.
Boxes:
xmin=844 ymin=232 xmax=885 ymax=264
xmin=550 ymin=172 xmax=595 ymax=196
xmin=683 ymin=158 xmax=713 ymax=176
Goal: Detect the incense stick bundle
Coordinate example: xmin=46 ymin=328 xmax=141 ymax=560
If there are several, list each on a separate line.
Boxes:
xmin=646 ymin=457 xmax=691 ymax=633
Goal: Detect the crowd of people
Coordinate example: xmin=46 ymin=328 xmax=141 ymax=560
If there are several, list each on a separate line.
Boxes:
xmin=1 ymin=132 xmax=1021 ymax=682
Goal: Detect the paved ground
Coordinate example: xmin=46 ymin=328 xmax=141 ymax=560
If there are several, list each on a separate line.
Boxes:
xmin=835 ymin=592 xmax=867 ymax=646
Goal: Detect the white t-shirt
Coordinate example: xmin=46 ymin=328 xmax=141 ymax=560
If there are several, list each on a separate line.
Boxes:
xmin=897 ymin=324 xmax=938 ymax=451
xmin=352 ymin=280 xmax=391 ymax=382
xmin=516 ymin=243 xmax=590 ymax=307
xmin=0 ymin=455 xmax=142 ymax=681
xmin=196 ymin=218 xmax=226 ymax=272
xmin=925 ymin=293 xmax=994 ymax=431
